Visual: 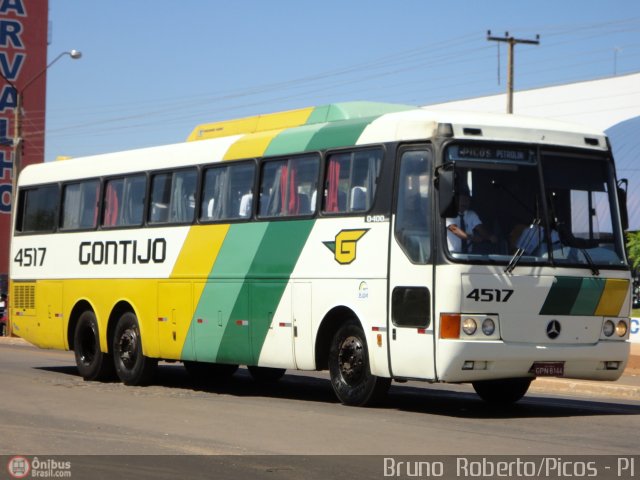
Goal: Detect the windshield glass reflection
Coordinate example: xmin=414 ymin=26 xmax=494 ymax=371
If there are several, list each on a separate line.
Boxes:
xmin=443 ymin=144 xmax=626 ymax=268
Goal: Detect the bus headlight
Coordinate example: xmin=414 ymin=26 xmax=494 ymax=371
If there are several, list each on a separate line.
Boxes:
xmin=616 ymin=320 xmax=628 ymax=337
xmin=440 ymin=313 xmax=500 ymax=340
xmin=462 ymin=318 xmax=477 ymax=336
xmin=481 ymin=318 xmax=496 ymax=336
xmin=602 ymin=320 xmax=615 ymax=337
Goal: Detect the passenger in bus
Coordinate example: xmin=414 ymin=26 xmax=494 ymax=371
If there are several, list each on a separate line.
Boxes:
xmin=239 ymin=191 xmax=253 ymax=217
xmin=512 ymin=223 xmax=561 ymax=255
xmin=446 ymin=190 xmax=497 ymax=253
xmin=350 ymin=186 xmax=367 ymax=211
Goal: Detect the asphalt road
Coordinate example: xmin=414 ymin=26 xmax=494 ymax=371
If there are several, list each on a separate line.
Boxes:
xmin=0 ymin=341 xmax=639 ymax=478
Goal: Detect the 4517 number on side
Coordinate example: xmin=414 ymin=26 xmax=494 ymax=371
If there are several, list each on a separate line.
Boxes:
xmin=14 ymin=247 xmax=47 ymax=267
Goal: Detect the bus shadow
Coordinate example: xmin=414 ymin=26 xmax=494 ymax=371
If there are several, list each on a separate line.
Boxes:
xmin=37 ymin=363 xmax=640 ymax=419
xmin=385 ymin=382 xmax=640 ymax=419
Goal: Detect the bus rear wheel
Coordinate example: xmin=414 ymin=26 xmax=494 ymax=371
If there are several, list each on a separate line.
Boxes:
xmin=472 ymin=378 xmax=532 ymax=405
xmin=328 ymin=319 xmax=390 ymax=406
xmin=73 ymin=310 xmax=115 ymax=381
xmin=112 ymin=312 xmax=157 ymax=386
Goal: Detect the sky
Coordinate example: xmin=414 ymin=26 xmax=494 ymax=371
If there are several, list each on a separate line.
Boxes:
xmin=43 ymin=0 xmax=640 ymax=161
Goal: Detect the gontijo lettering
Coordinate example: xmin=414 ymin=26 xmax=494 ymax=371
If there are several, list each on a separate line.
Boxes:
xmin=78 ymin=238 xmax=166 ymax=265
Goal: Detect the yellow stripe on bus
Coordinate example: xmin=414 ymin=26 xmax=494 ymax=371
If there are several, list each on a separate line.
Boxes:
xmin=171 ymin=224 xmax=230 ymax=279
xmin=594 ymin=278 xmax=629 ymax=316
xmin=187 ymin=107 xmax=314 ymax=142
xmin=223 ymin=129 xmax=285 ymax=160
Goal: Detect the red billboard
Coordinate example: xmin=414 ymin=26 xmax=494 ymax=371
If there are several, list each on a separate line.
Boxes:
xmin=0 ymin=0 xmax=48 ymax=285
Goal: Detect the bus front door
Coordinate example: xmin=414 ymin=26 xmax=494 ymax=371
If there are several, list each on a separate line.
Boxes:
xmin=387 ymin=147 xmax=436 ymax=380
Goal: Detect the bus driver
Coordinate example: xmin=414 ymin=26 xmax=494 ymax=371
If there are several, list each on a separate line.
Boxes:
xmin=446 ymin=189 xmax=497 ymax=253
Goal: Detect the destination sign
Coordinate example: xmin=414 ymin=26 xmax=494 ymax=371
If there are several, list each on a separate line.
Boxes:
xmin=450 ymin=146 xmax=534 ymax=164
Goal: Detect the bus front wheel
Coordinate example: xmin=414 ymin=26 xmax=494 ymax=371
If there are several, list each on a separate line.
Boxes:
xmin=73 ymin=310 xmax=115 ymax=381
xmin=328 ymin=319 xmax=390 ymax=406
xmin=112 ymin=312 xmax=157 ymax=386
xmin=472 ymin=378 xmax=532 ymax=405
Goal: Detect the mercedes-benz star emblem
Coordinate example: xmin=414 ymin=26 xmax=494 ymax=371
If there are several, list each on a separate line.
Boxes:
xmin=546 ymin=320 xmax=561 ymax=339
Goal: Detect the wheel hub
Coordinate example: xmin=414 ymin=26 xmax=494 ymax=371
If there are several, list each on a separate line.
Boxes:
xmin=338 ymin=335 xmax=365 ymax=385
xmin=118 ymin=328 xmax=138 ymax=369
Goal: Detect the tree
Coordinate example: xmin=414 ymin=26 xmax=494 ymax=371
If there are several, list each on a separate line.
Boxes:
xmin=627 ymin=232 xmax=640 ymax=270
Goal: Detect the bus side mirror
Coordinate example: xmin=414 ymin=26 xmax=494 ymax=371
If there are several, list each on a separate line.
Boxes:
xmin=618 ymin=179 xmax=629 ymax=231
xmin=436 ymin=163 xmax=457 ymax=218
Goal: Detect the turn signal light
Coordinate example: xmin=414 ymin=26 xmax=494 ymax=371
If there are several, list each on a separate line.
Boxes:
xmin=440 ymin=314 xmax=461 ymax=339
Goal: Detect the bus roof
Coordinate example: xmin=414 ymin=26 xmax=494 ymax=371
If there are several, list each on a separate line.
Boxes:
xmin=20 ymin=103 xmax=609 ymax=186
xmin=186 ymin=102 xmax=415 ymax=141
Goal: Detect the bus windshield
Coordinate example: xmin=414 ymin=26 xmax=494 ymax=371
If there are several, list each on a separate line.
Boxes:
xmin=443 ymin=144 xmax=627 ymax=269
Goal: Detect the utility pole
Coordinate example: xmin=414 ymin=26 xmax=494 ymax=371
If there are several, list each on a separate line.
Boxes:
xmin=487 ymin=31 xmax=540 ymax=114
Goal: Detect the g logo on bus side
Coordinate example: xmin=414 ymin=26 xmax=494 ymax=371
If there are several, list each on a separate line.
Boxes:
xmin=323 ymin=229 xmax=369 ymax=265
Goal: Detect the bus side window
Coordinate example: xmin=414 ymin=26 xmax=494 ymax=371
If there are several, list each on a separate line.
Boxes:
xmin=259 ymin=155 xmax=319 ymax=218
xmin=149 ymin=173 xmax=171 ymax=224
xmin=169 ymin=169 xmax=196 ymax=224
xmin=103 ymin=175 xmax=146 ymax=227
xmin=61 ymin=179 xmax=99 ymax=230
xmin=123 ymin=175 xmax=146 ymax=226
xmin=230 ymin=162 xmax=255 ymax=218
xmin=102 ymin=179 xmax=122 ymax=227
xmin=201 ymin=167 xmax=225 ymax=221
xmin=323 ymin=148 xmax=382 ymax=214
xmin=200 ymin=162 xmax=255 ymax=222
xmin=18 ymin=184 xmax=59 ymax=233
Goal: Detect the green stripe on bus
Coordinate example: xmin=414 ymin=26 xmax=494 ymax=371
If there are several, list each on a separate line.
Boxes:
xmin=264 ymin=123 xmax=325 ymax=157
xmin=305 ymin=117 xmax=375 ymax=151
xmin=184 ymin=223 xmax=268 ymax=363
xmin=539 ymin=276 xmax=583 ymax=315
xmin=219 ymin=219 xmax=315 ymax=363
xmin=185 ymin=220 xmax=315 ymax=365
xmin=570 ymin=277 xmax=606 ymax=315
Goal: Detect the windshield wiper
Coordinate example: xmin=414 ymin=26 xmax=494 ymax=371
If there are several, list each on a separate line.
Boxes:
xmin=554 ymin=222 xmax=601 ymax=276
xmin=579 ymin=247 xmax=600 ymax=276
xmin=505 ymin=218 xmax=541 ymax=274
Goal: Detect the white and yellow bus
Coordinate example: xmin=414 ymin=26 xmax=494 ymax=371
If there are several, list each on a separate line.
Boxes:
xmin=10 ymin=102 xmax=632 ymax=405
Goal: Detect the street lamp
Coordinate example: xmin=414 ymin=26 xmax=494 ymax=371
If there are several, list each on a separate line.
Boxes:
xmin=6 ymin=49 xmax=82 ymax=198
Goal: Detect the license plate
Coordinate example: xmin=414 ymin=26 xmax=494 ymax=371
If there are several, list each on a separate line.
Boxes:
xmin=529 ymin=361 xmax=564 ymax=377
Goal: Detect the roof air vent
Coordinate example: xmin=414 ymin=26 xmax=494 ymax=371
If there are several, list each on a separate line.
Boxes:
xmin=463 ymin=127 xmax=483 ymax=136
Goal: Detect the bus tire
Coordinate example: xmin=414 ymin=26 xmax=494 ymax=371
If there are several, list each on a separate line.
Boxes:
xmin=73 ymin=310 xmax=115 ymax=381
xmin=472 ymin=378 xmax=532 ymax=405
xmin=247 ymin=366 xmax=286 ymax=383
xmin=328 ymin=319 xmax=390 ymax=406
xmin=183 ymin=361 xmax=238 ymax=383
xmin=112 ymin=312 xmax=157 ymax=386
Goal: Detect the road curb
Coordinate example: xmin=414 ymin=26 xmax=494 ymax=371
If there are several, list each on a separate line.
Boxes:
xmin=531 ymin=376 xmax=640 ymax=400
xmin=0 ymin=335 xmax=30 ymax=346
